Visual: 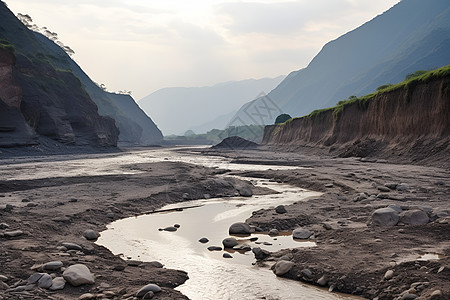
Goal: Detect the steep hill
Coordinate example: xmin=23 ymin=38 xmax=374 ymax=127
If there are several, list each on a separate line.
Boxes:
xmin=138 ymin=76 xmax=284 ymax=135
xmin=0 ymin=3 xmax=162 ymax=147
xmin=263 ymin=66 xmax=450 ymax=166
xmin=232 ymin=0 xmax=450 ymax=125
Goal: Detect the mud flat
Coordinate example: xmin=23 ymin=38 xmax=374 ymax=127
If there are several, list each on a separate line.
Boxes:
xmin=0 ymin=146 xmax=449 ymax=299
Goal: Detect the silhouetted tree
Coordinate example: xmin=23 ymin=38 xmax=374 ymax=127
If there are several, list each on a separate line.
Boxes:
xmin=275 ymin=113 xmax=292 ymax=124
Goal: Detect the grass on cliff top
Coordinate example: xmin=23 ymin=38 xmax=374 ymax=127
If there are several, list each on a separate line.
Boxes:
xmin=280 ymin=64 xmax=450 ymax=126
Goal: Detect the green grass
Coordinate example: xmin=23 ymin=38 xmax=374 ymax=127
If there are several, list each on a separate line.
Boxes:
xmin=0 ymin=38 xmax=15 ymax=53
xmin=275 ymin=65 xmax=450 ymax=127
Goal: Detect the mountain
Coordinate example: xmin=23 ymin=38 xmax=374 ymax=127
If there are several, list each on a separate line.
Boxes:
xmin=138 ymin=76 xmax=284 ymax=135
xmin=232 ymin=0 xmax=450 ymax=125
xmin=0 ymin=3 xmax=162 ymax=148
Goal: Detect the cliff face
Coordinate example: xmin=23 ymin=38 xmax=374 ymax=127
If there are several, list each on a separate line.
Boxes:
xmin=263 ymin=74 xmax=450 ymax=163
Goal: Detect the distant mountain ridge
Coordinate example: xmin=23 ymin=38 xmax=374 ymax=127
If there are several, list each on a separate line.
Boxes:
xmin=232 ymin=0 xmax=450 ymax=125
xmin=0 ymin=3 xmax=162 ymax=148
xmin=138 ymin=76 xmax=285 ymax=135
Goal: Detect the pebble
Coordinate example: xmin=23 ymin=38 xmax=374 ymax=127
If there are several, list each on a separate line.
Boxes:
xmin=274 ymin=260 xmax=295 ymax=276
xmin=275 ymin=205 xmax=287 ymax=214
xmin=301 ymin=269 xmax=313 ymax=279
xmin=252 ymin=247 xmax=270 ymax=260
xmin=0 ymin=275 xmax=7 ymax=282
xmin=233 ymin=244 xmax=251 ymax=251
xmin=397 ymin=183 xmax=410 ymax=191
xmin=28 ymin=273 xmax=44 ymax=284
xmin=0 ymin=223 xmax=9 ymax=229
xmin=174 ymin=224 xmax=181 ymax=228
xmin=378 ymin=186 xmax=391 ymax=192
xmin=136 ymin=284 xmax=161 ymax=298
xmin=268 ymin=229 xmax=279 ymax=236
xmin=149 ymin=261 xmax=163 ymax=268
xmin=37 ymin=273 xmax=53 ymax=289
xmin=430 ymin=290 xmax=442 ymax=299
xmin=83 ymin=230 xmax=100 ymax=240
xmin=61 ymin=242 xmax=83 ymax=251
xmin=292 ymin=228 xmax=313 ymax=239
xmin=384 ymin=270 xmax=394 ymax=280
xmin=49 ymin=277 xmax=66 ymax=291
xmin=79 ymin=293 xmax=95 ymax=300
xmin=325 ymin=183 xmax=334 ymax=188
xmin=317 ymin=275 xmax=329 ymax=286
xmin=198 ymin=238 xmax=209 ymax=243
xmin=222 ymin=238 xmax=238 ymax=248
xmin=63 ymin=264 xmax=95 ymax=286
xmin=43 ymin=261 xmax=63 ymax=271
xmin=4 ymin=230 xmax=24 ymax=238
xmin=401 ymin=294 xmax=418 ymax=300
xmin=223 ymin=253 xmax=233 ymax=258
xmin=162 ymin=226 xmax=177 ymax=232
xmin=207 ymin=246 xmax=222 ymax=251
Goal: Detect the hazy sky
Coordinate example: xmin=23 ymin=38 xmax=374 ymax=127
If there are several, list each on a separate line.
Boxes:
xmin=7 ymin=0 xmax=400 ymax=100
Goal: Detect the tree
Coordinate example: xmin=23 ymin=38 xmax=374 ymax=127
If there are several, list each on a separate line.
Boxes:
xmin=376 ymin=84 xmax=393 ymax=91
xmin=405 ymin=70 xmax=427 ymax=80
xmin=274 ymin=113 xmax=292 ymax=124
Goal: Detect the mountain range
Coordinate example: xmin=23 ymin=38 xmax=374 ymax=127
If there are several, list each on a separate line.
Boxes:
xmin=138 ymin=76 xmax=284 ymax=135
xmin=232 ymin=0 xmax=450 ymax=126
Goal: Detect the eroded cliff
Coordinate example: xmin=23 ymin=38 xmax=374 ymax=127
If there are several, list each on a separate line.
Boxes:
xmin=263 ymin=67 xmax=450 ymax=165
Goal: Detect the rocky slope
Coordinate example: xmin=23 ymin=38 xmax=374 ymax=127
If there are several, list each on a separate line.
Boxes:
xmin=232 ymin=0 xmax=450 ymax=125
xmin=262 ymin=67 xmax=450 ymax=166
xmin=0 ymin=3 xmax=162 ymax=148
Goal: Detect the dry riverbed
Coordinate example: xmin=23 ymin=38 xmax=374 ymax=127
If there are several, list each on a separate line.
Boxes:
xmin=0 ymin=146 xmax=449 ymax=300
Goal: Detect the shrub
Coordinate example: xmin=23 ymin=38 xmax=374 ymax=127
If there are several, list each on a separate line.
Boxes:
xmin=274 ymin=113 xmax=292 ymax=124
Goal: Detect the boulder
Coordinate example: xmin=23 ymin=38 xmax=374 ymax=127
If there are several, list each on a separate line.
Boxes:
xmin=292 ymin=228 xmax=313 ymax=239
xmin=28 ymin=273 xmax=44 ymax=284
xmin=238 ymin=186 xmax=253 ymax=197
xmin=252 ymin=247 xmax=270 ymax=260
xmin=222 ymin=238 xmax=238 ymax=248
xmin=229 ymin=222 xmax=251 ymax=235
xmin=268 ymin=229 xmax=279 ymax=236
xmin=274 ymin=260 xmax=295 ymax=276
xmin=399 ymin=209 xmax=429 ymax=225
xmin=136 ymin=284 xmax=161 ymax=298
xmin=317 ymin=275 xmax=328 ymax=286
xmin=371 ymin=207 xmax=399 ymax=226
xmin=63 ymin=264 xmax=95 ymax=286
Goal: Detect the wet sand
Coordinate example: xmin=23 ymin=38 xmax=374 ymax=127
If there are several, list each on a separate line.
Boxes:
xmin=0 ymin=146 xmax=449 ymax=299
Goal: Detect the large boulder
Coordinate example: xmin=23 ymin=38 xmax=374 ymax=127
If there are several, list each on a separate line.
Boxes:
xmin=371 ymin=207 xmax=399 ymax=226
xmin=399 ymin=209 xmax=429 ymax=225
xmin=63 ymin=264 xmax=94 ymax=286
xmin=229 ymin=222 xmax=252 ymax=235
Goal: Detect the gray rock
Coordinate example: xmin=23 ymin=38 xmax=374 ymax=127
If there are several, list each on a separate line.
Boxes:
xmin=136 ymin=284 xmax=161 ymax=297
xmin=402 ymin=294 xmax=418 ymax=300
xmin=317 ymin=275 xmax=328 ymax=286
xmin=0 ymin=281 xmax=9 ymax=290
xmin=388 ymin=204 xmax=403 ymax=213
xmin=378 ymin=186 xmax=390 ymax=192
xmin=63 ymin=264 xmax=94 ymax=286
xmin=79 ymin=293 xmax=95 ymax=300
xmin=275 ymin=205 xmax=287 ymax=214
xmin=385 ymin=183 xmax=398 ymax=190
xmin=37 ymin=273 xmax=53 ymax=289
xmin=43 ymin=261 xmax=63 ymax=271
xmin=268 ymin=228 xmax=279 ymax=236
xmin=371 ymin=207 xmax=399 ymax=226
xmin=384 ymin=269 xmax=394 ymax=280
xmin=27 ymin=273 xmax=44 ymax=284
xmin=301 ymin=269 xmax=313 ymax=279
xmin=61 ymin=242 xmax=83 ymax=251
xmin=238 ymin=186 xmax=253 ymax=197
xmin=232 ymin=244 xmax=251 ymax=251
xmin=252 ymin=247 xmax=270 ymax=260
xmin=430 ymin=290 xmax=442 ymax=299
xmin=223 ymin=253 xmax=233 ymax=258
xmin=83 ymin=230 xmax=100 ymax=240
xmin=174 ymin=224 xmax=180 ymax=228
xmin=229 ymin=222 xmax=251 ymax=235
xmin=397 ymin=183 xmax=410 ymax=191
xmin=222 ymin=238 xmax=238 ymax=248
xmin=4 ymin=230 xmax=24 ymax=237
xmin=0 ymin=223 xmax=9 ymax=229
xmin=293 ymin=228 xmax=313 ymax=239
xmin=163 ymin=226 xmax=177 ymax=232
xmin=49 ymin=277 xmax=66 ymax=291
xmin=325 ymin=183 xmax=334 ymax=188
xmin=274 ymin=260 xmax=295 ymax=276
xmin=0 ymin=275 xmax=8 ymax=282
xmin=207 ymin=246 xmax=222 ymax=251
xmin=106 ymin=212 xmax=115 ymax=219
xmin=198 ymin=238 xmax=209 ymax=243
xmin=399 ymin=209 xmax=429 ymax=225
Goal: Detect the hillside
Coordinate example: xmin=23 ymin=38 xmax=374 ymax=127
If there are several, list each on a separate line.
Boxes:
xmin=0 ymin=3 xmax=162 ymax=148
xmin=263 ymin=66 xmax=450 ymax=166
xmin=232 ymin=0 xmax=450 ymax=125
xmin=139 ymin=76 xmax=284 ymax=135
